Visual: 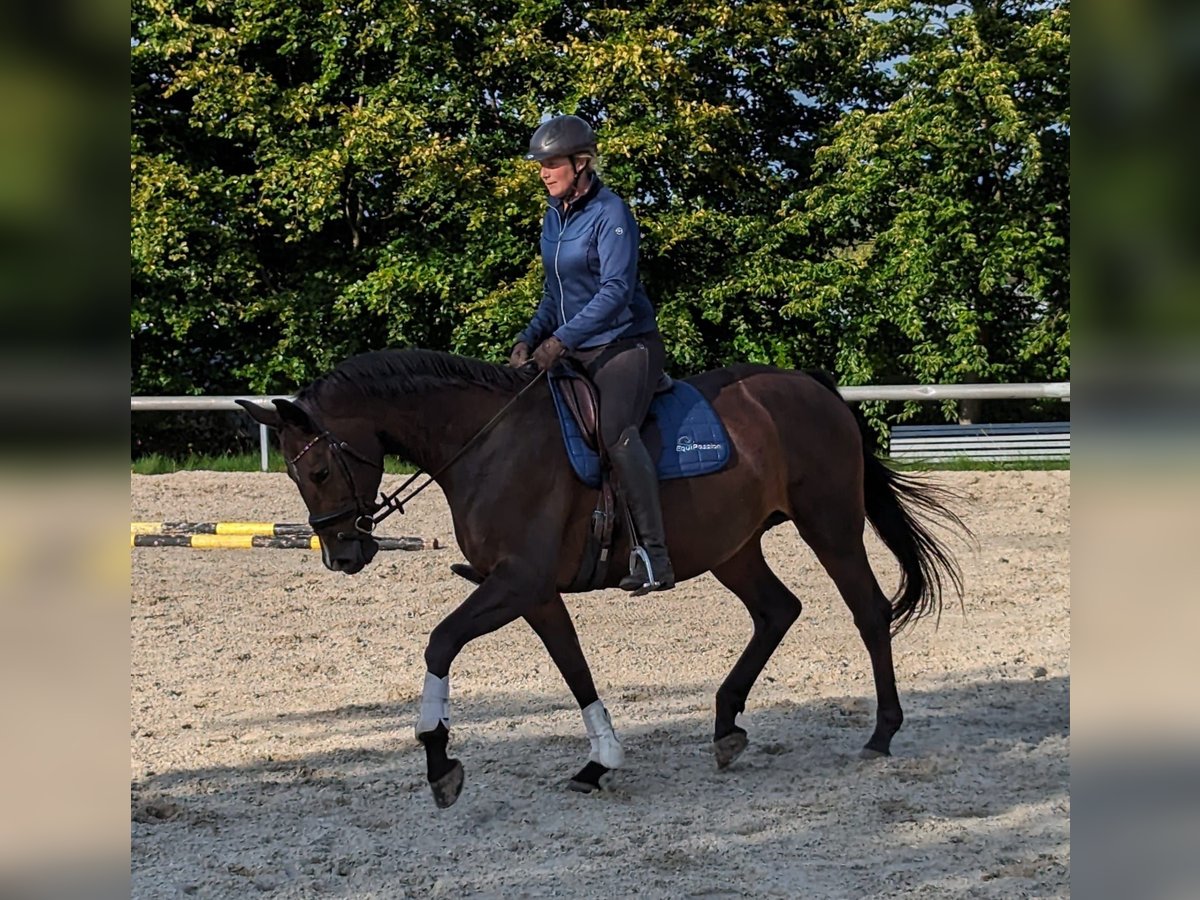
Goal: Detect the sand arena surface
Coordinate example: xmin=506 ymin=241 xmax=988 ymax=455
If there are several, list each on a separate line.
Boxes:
xmin=131 ymin=470 xmax=1069 ymax=898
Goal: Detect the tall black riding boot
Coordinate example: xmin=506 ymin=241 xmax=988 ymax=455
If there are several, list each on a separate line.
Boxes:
xmin=609 ymin=426 xmax=676 ymax=595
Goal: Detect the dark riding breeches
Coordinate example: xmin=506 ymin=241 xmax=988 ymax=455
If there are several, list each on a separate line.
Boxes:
xmin=570 ymin=333 xmax=666 ymax=452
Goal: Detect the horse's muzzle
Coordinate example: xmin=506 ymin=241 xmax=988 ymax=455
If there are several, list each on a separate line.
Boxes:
xmin=322 ymin=535 xmax=379 ymax=574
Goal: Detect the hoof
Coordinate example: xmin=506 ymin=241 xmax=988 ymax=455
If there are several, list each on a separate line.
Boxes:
xmin=568 ymin=760 xmax=613 ymax=793
xmin=859 ymin=747 xmax=890 ymax=760
xmin=430 ymin=759 xmax=464 ymax=808
xmin=714 ymin=730 xmax=748 ymax=770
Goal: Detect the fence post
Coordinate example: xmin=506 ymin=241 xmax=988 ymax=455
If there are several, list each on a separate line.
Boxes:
xmin=260 ymin=424 xmax=269 ymax=472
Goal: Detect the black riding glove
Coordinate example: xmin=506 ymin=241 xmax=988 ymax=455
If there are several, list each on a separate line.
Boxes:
xmin=532 ymin=336 xmax=567 ymax=372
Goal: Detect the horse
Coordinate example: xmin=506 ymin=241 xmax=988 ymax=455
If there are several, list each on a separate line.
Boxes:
xmin=238 ymin=348 xmax=966 ymax=809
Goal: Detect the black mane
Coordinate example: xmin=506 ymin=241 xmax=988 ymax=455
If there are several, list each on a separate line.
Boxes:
xmin=296 ymin=348 xmax=534 ymax=405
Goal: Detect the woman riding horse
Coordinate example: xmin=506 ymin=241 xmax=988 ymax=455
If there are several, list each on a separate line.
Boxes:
xmin=510 ymin=114 xmax=674 ymax=596
xmin=235 ymin=125 xmax=968 ymax=810
xmin=238 ymin=348 xmax=966 ymax=808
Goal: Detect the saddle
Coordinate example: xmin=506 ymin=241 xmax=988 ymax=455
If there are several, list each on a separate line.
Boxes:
xmin=548 ymin=363 xmax=619 ymax=592
xmin=554 ymin=365 xmax=673 ymax=454
xmin=450 ymin=364 xmax=730 ymax=593
xmin=547 ymin=361 xmax=727 ymax=592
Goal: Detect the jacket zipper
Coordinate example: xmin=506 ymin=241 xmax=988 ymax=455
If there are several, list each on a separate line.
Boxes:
xmin=553 ymin=206 xmax=567 ymax=327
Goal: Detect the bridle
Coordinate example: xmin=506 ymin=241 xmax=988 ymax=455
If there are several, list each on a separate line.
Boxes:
xmin=288 ymin=368 xmax=547 ymax=541
xmin=286 ymin=431 xmax=386 ymax=540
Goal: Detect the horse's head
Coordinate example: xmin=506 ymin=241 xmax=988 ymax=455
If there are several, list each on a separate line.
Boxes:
xmin=237 ymin=398 xmax=384 ymax=574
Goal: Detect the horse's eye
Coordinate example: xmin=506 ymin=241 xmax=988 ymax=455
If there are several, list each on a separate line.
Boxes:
xmin=312 ymin=467 xmax=330 ymax=485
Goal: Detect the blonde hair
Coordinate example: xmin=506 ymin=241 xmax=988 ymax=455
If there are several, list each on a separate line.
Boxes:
xmin=574 ymin=151 xmax=599 ymax=175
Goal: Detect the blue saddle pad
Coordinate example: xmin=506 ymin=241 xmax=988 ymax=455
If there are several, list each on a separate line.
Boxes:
xmin=548 ymin=372 xmax=731 ymax=489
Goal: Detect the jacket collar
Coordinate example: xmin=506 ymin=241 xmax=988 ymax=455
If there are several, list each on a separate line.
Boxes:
xmin=548 ymin=175 xmax=603 ymax=214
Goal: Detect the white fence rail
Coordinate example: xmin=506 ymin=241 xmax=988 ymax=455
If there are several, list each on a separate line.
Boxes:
xmin=889 ymin=422 xmax=1071 ymax=462
xmin=836 ymin=383 xmax=1070 ymax=402
xmin=132 ymin=382 xmax=1071 ymax=470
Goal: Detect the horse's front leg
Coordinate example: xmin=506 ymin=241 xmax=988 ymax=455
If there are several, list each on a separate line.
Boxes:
xmin=417 ymin=561 xmax=542 ymax=808
xmin=524 ymin=594 xmax=624 ymax=793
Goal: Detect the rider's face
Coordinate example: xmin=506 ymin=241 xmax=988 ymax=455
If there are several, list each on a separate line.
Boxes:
xmin=539 ymin=156 xmax=583 ymax=200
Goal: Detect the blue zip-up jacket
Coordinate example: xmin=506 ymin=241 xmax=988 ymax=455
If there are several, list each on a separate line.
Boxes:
xmin=517 ymin=177 xmax=658 ymax=351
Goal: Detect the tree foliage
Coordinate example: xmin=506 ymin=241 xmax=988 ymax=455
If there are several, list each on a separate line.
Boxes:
xmin=132 ymin=0 xmax=1069 ymax=421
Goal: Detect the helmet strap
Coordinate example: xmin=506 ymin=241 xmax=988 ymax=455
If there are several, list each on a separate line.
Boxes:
xmin=567 ymin=155 xmax=590 ymax=203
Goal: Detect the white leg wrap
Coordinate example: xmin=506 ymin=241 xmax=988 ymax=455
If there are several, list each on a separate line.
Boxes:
xmin=415 ymin=672 xmax=450 ymax=738
xmin=581 ymin=699 xmax=624 ymax=769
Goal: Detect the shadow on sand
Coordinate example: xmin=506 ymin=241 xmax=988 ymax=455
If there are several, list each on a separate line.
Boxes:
xmin=133 ymin=674 xmax=1069 ymax=898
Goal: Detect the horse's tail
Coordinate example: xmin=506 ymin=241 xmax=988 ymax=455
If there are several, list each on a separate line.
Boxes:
xmin=806 ymin=370 xmax=969 ymax=634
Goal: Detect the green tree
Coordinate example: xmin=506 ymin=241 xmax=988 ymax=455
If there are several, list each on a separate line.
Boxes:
xmin=132 ymin=0 xmax=1069 ymax=427
xmin=132 ymin=0 xmax=861 ymax=393
xmin=772 ymin=0 xmax=1070 ymax=421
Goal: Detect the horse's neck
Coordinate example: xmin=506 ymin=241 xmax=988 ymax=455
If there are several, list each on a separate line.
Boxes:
xmin=373 ymin=384 xmax=513 ymax=474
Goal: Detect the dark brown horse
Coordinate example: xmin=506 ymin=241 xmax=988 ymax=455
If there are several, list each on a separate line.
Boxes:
xmin=238 ymin=349 xmax=965 ymax=808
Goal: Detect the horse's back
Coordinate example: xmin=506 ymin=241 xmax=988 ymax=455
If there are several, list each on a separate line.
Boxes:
xmin=686 ymin=364 xmax=855 ymax=426
xmin=685 ymin=363 xmax=864 ymax=479
xmin=684 ymin=362 xmax=836 ymax=396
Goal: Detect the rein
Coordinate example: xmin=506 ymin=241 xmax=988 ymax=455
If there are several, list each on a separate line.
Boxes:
xmin=373 ymin=368 xmax=547 ymax=523
xmin=292 ymin=368 xmax=547 ymax=538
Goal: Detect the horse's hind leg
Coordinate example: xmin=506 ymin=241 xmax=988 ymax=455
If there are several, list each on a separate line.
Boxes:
xmin=709 ymin=539 xmax=802 ymax=769
xmin=802 ymin=534 xmax=903 ymax=757
xmin=523 ymin=595 xmax=624 ymax=793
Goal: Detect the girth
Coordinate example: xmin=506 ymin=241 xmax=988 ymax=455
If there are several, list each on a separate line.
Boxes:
xmin=549 ymin=365 xmax=614 ymax=591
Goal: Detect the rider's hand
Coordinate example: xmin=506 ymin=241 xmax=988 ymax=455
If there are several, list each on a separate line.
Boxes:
xmin=532 ymin=335 xmax=567 ymax=371
xmin=509 ymin=341 xmax=531 ymax=368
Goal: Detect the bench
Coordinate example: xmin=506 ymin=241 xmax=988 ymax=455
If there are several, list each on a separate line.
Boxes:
xmin=887 ymin=422 xmax=1071 ymax=462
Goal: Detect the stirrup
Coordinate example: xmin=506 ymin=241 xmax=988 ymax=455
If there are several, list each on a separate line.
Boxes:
xmin=621 ymin=546 xmax=666 ymax=595
xmin=632 ymin=546 xmax=657 ymax=584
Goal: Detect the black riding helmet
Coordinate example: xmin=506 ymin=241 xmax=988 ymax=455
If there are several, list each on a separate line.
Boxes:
xmin=525 ymin=115 xmax=597 ymax=161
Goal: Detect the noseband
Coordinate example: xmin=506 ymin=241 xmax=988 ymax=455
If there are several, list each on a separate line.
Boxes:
xmin=287 ymin=432 xmax=384 ymax=539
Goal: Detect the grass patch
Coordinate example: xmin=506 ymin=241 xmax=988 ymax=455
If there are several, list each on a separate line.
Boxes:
xmin=132 ymin=452 xmax=1068 ymax=476
xmin=131 ymin=452 xmax=419 ymax=475
xmin=888 ymin=457 xmax=1070 ymax=472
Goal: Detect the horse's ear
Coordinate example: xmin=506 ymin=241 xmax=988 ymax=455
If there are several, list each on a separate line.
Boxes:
xmin=272 ymin=398 xmax=317 ymax=432
xmin=235 ymin=399 xmax=283 ymax=430
xmin=236 ymin=398 xmax=316 ymax=432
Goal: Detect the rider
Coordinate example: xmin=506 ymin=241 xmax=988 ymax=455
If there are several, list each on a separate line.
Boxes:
xmin=510 ymin=114 xmax=675 ymax=595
